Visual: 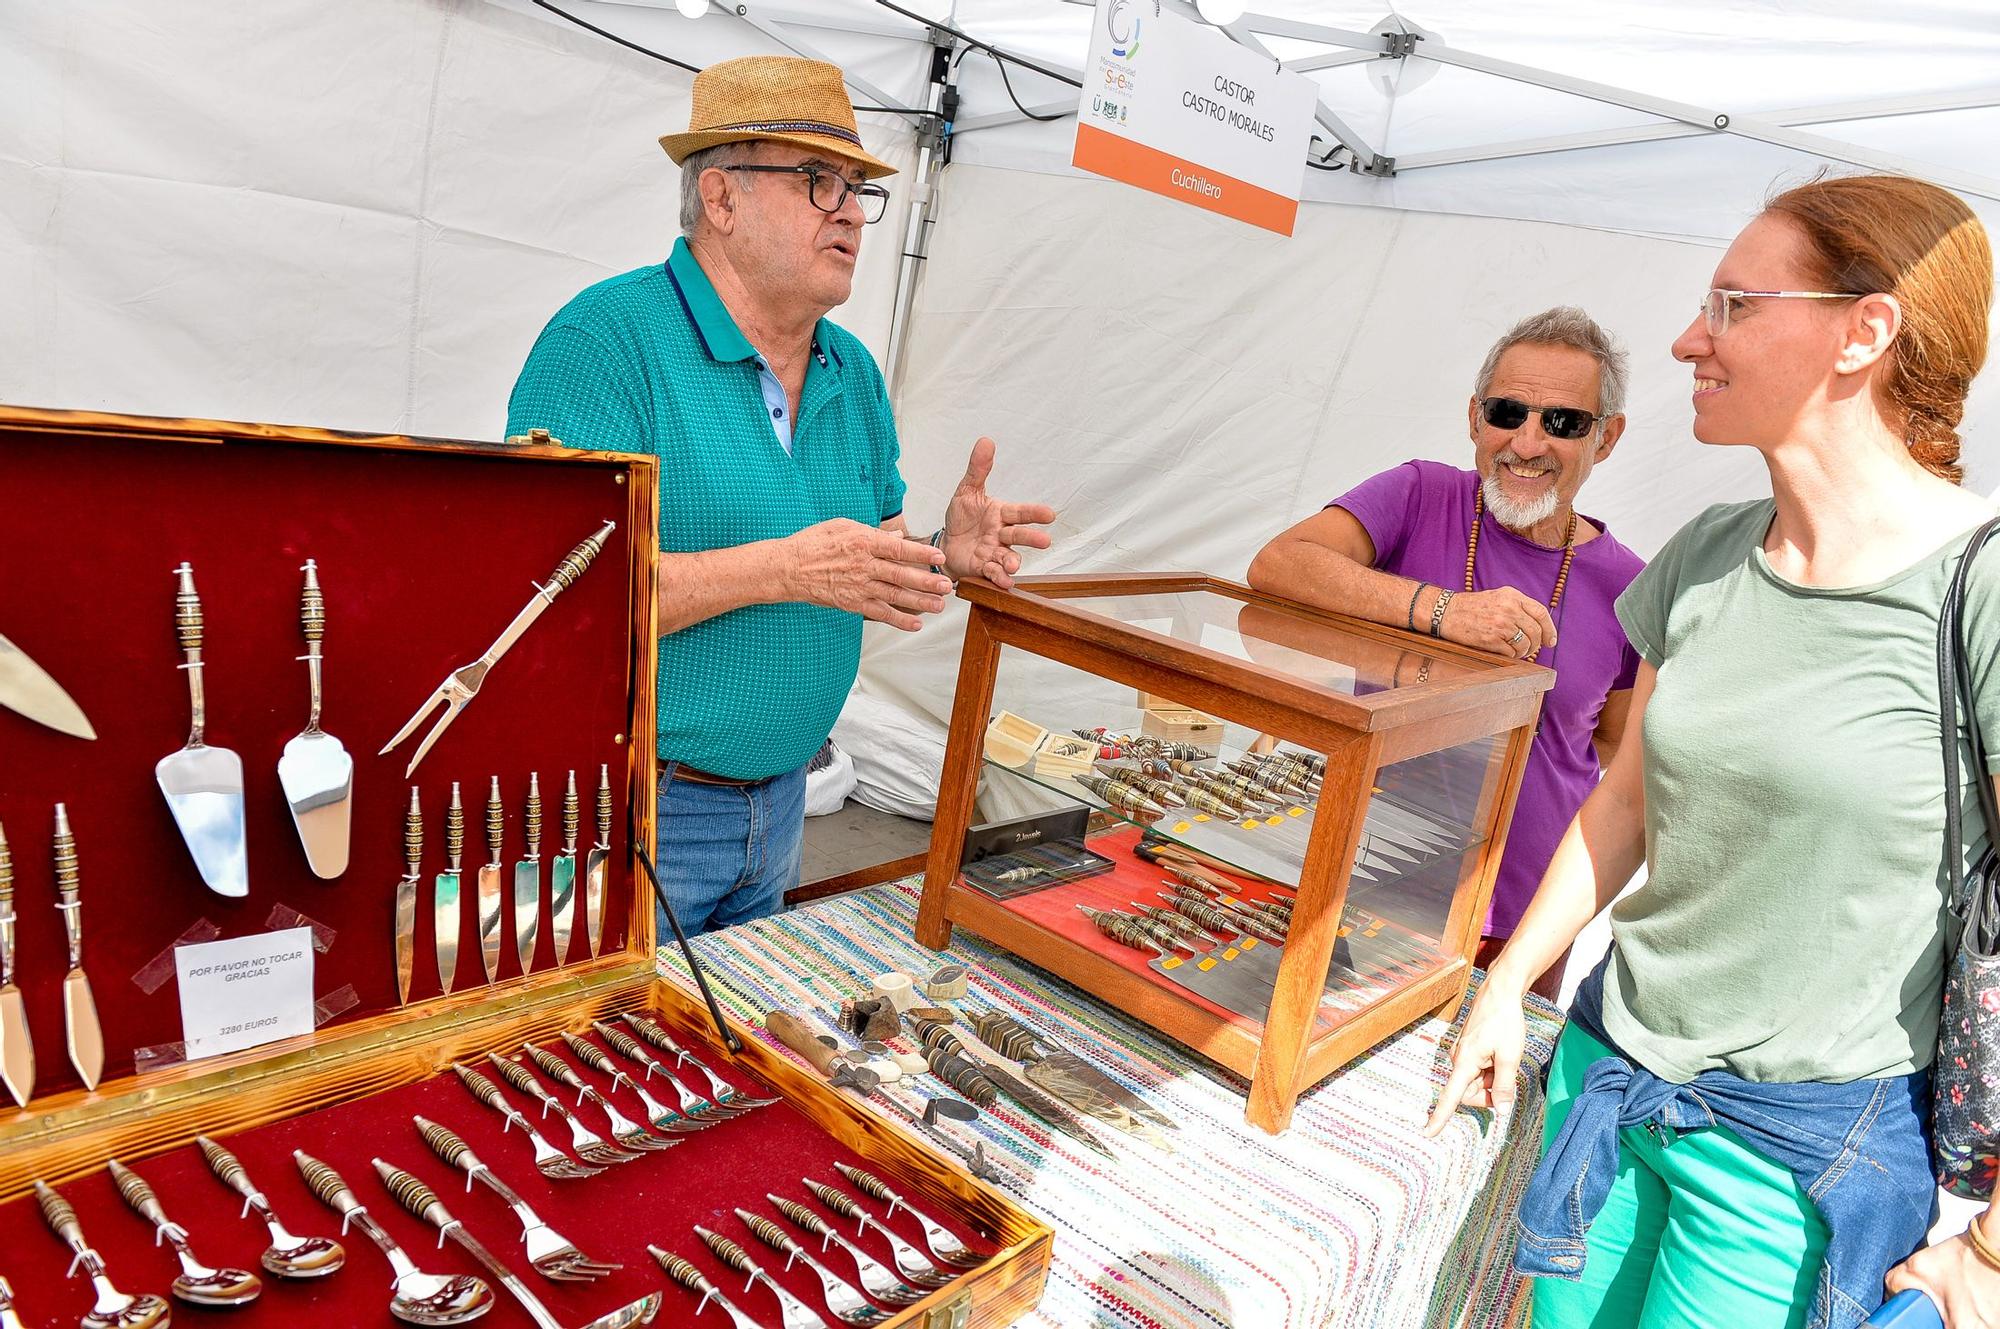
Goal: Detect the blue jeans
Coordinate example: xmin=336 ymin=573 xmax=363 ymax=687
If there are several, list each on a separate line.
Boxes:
xmin=653 ymin=762 xmax=807 ymax=936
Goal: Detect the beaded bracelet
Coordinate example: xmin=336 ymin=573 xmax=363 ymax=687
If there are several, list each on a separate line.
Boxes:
xmin=1428 ymin=587 xmax=1455 ymax=638
xmin=1966 ymin=1214 xmax=2000 ymax=1273
xmin=1406 ymin=582 xmax=1431 ymax=633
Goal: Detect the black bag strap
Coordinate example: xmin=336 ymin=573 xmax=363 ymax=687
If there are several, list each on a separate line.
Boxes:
xmin=1940 ymin=515 xmax=2000 ymax=955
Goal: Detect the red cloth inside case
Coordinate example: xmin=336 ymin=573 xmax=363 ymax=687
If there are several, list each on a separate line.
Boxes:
xmin=0 ymin=422 xmax=642 ymax=1098
xmin=0 ymin=1024 xmax=996 ymax=1328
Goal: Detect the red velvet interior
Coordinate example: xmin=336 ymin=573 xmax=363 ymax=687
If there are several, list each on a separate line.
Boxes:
xmin=0 ymin=424 xmax=639 ymax=1099
xmin=0 ymin=1022 xmax=997 ymax=1328
xmin=993 ymin=825 xmax=1444 ymax=1035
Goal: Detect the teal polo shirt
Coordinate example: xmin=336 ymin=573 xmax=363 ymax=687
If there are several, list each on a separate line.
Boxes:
xmin=505 ymin=238 xmax=908 ymax=779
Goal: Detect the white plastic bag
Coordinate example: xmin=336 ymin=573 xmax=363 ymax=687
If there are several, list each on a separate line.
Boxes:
xmin=803 ymin=738 xmax=857 ymax=817
xmin=829 ymin=690 xmax=949 ymax=821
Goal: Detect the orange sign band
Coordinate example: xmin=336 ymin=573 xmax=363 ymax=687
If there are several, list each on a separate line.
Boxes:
xmin=1072 ymin=122 xmax=1299 ymax=236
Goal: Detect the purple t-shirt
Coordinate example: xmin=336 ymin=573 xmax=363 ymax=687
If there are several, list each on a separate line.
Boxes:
xmin=1332 ymin=460 xmax=1644 ymax=936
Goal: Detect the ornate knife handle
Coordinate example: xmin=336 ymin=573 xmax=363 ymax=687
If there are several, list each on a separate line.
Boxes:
xmin=560 ymin=1032 xmax=623 ymax=1079
xmin=173 ymin=563 xmax=208 ymax=746
xmin=544 ymin=521 xmax=616 ymax=596
xmin=698 ymin=1228 xmax=769 ymax=1284
xmin=524 ymin=776 xmax=542 ymax=859
xmin=653 ymin=1248 xmax=717 ymax=1298
xmin=592 ymin=1021 xmax=666 ymax=1078
xmin=595 ymin=765 xmax=612 ymax=849
xmin=196 ymin=1135 xmax=265 ymax=1203
xmin=561 ymin=773 xmax=580 ymax=856
xmin=373 ymin=1161 xmax=454 ymax=1231
xmin=622 ymin=1013 xmax=685 ymax=1058
xmin=971 ymin=1011 xmax=1049 ymax=1065
xmin=404 ymin=788 xmax=424 ymax=880
xmin=486 ymin=778 xmax=504 ymax=864
xmin=52 ymin=804 xmax=83 ymax=967
xmin=295 ymin=1151 xmax=363 ymax=1218
xmin=0 ymin=820 xmax=14 ymax=986
xmin=833 ymin=1164 xmax=906 ymax=1217
xmin=416 ymin=1117 xmax=478 ymax=1173
xmin=446 ymin=784 xmax=465 ymax=867
xmin=803 ymin=1180 xmax=864 ymax=1223
xmin=740 ymin=1211 xmax=808 ymax=1261
xmin=107 ymin=1159 xmax=178 ymax=1234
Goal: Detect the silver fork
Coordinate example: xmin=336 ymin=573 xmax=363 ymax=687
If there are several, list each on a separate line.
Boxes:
xmin=451 ymin=1063 xmax=603 ymax=1180
xmin=767 ymin=1195 xmax=923 ymax=1307
xmin=697 ymin=1227 xmax=830 ymax=1329
xmin=622 ymin=1013 xmax=780 ymax=1113
xmin=735 ymin=1209 xmax=889 ymax=1326
xmin=561 ymin=1030 xmax=707 ymax=1135
xmin=414 ymin=1116 xmax=619 ymax=1281
xmin=802 ymin=1180 xmax=953 ymax=1290
xmin=522 ymin=1042 xmax=678 ymax=1153
xmin=830 ymin=1164 xmax=985 ymax=1269
xmin=592 ymin=1019 xmax=729 ymax=1126
xmin=484 ymin=1052 xmax=642 ymax=1168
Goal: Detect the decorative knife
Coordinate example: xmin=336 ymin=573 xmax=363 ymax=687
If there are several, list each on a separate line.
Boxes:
xmin=435 ymin=783 xmax=464 ymax=996
xmin=378 ymin=519 xmax=617 ymax=778
xmin=53 ymin=803 xmax=103 ymax=1090
xmin=585 ymin=764 xmax=611 ymax=958
xmin=395 ymin=788 xmax=421 ymax=1006
xmin=0 ymin=820 xmax=34 ymax=1106
xmin=477 ymin=777 xmax=505 ymax=984
xmin=513 ymin=774 xmax=542 ymax=975
xmin=550 ymin=771 xmax=579 ymax=966
xmin=0 ymin=632 xmax=96 ymax=740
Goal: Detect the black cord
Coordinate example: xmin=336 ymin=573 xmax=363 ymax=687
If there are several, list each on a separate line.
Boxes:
xmin=529 ymin=0 xmax=930 ymax=114
xmin=871 ymin=0 xmax=1083 ymax=88
xmin=1305 ymin=143 xmax=1351 ymax=172
xmin=977 ymin=47 xmax=1072 ymax=122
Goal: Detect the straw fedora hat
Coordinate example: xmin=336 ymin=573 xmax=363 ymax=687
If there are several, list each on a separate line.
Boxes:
xmin=659 ymin=55 xmax=897 ymax=180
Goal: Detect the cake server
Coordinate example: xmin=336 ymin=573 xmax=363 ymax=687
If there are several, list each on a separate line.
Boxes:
xmin=54 ymin=802 xmax=104 ymax=1090
xmin=278 ymin=560 xmax=353 ymax=878
xmin=155 ymin=563 xmax=248 ymax=897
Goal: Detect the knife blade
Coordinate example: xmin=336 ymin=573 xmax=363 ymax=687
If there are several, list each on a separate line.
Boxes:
xmin=52 ymin=804 xmax=103 ymax=1090
xmin=585 ymin=764 xmax=610 ymax=958
xmin=550 ymin=770 xmax=579 ymax=966
xmin=0 ymin=632 xmax=96 ymax=741
xmin=435 ymin=782 xmax=464 ymax=995
xmin=476 ymin=776 xmax=505 ymax=984
xmin=0 ymin=819 xmax=35 ymax=1106
xmin=513 ymin=774 xmax=542 ymax=975
xmin=395 ymin=787 xmax=421 ymax=1006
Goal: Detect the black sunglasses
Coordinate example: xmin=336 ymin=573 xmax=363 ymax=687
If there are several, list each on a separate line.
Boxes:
xmin=1478 ymin=396 xmax=1603 ymax=440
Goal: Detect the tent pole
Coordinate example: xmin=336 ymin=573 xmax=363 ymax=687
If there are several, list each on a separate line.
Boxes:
xmin=885 ymin=25 xmax=957 ymax=398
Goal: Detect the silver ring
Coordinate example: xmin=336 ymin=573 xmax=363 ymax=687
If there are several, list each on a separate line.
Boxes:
xmin=1508 ymin=629 xmax=1526 ymax=646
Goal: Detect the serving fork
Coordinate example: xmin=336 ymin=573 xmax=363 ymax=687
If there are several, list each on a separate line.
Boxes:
xmin=735 ymin=1209 xmax=889 ymax=1326
xmin=696 ymin=1227 xmax=829 ymax=1329
xmin=830 ymin=1163 xmax=985 ymax=1268
xmin=802 ymin=1181 xmax=952 ymax=1290
xmin=452 ymin=1063 xmax=604 ymax=1180
xmin=415 ymin=1116 xmax=619 ymax=1281
xmin=767 ymin=1195 xmax=922 ymax=1307
xmin=650 ymin=1247 xmax=771 ymax=1329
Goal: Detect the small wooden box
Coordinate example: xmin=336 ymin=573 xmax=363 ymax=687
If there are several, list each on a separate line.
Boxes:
xmin=0 ymin=407 xmax=1049 ymax=1329
xmin=1139 ymin=705 xmax=1226 ymax=755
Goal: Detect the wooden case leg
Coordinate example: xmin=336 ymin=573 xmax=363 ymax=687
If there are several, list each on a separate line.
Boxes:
xmin=1243 ymin=734 xmax=1379 ymax=1134
xmin=917 ymin=610 xmax=1003 ymax=950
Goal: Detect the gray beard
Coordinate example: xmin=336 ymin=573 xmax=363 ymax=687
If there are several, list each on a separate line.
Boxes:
xmin=1481 ymin=469 xmax=1560 ymax=530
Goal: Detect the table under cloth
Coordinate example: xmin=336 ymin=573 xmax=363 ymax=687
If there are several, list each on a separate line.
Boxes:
xmin=660 ymin=879 xmax=1566 ymax=1329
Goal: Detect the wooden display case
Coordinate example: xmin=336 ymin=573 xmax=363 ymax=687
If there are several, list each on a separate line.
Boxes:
xmin=0 ymin=407 xmax=1048 ymax=1329
xmin=917 ymin=573 xmax=1552 ymax=1134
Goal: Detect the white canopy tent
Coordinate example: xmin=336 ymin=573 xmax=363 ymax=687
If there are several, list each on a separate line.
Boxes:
xmin=5 ymin=0 xmax=1997 ymax=719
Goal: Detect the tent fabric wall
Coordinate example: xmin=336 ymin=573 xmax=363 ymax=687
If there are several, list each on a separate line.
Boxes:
xmin=857 ymin=159 xmax=1999 ymax=727
xmin=0 ymin=0 xmax=915 ymax=437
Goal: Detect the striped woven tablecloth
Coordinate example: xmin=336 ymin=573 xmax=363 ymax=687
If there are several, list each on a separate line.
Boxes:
xmin=662 ymin=879 xmax=1565 ymax=1329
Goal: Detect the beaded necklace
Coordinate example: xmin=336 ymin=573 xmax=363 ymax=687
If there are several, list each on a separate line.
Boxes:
xmin=1465 ymin=488 xmax=1577 ymax=664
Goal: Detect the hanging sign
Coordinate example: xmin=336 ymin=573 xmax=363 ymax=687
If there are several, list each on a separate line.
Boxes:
xmin=1073 ymin=0 xmax=1317 ymax=235
xmin=176 ymin=927 xmax=316 ymax=1061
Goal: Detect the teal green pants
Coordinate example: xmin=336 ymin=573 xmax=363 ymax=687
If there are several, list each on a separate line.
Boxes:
xmin=1532 ymin=1023 xmax=1831 ymax=1328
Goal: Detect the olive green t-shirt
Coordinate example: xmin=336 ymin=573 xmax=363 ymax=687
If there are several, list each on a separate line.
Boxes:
xmin=1603 ymin=498 xmax=2000 ymax=1084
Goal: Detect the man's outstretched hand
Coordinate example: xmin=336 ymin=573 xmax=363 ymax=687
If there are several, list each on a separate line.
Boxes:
xmin=940 ymin=437 xmax=1056 ymax=590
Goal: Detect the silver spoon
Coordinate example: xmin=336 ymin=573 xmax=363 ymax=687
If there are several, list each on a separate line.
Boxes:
xmin=294 ymin=1151 xmax=493 ymax=1326
xmin=33 ymin=1180 xmax=174 ymax=1329
xmin=107 ymin=1159 xmax=262 ymax=1307
xmin=196 ymin=1135 xmax=346 ymax=1279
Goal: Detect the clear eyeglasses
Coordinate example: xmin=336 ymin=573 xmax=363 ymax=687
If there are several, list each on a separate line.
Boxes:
xmin=1700 ymin=287 xmax=1862 ymax=336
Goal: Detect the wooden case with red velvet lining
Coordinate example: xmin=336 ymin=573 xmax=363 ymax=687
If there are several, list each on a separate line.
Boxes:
xmin=0 ymin=407 xmax=1049 ymax=1329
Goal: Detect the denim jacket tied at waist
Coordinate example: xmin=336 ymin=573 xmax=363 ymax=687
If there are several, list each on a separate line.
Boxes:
xmin=1513 ymin=960 xmax=1936 ymax=1329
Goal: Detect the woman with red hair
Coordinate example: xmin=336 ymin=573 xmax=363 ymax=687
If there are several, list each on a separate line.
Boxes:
xmin=1430 ymin=173 xmax=2000 ymax=1328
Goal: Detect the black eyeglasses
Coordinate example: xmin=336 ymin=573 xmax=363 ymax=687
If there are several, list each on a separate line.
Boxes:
xmin=722 ymin=164 xmax=891 ymax=224
xmin=1478 ymin=396 xmax=1604 ymax=440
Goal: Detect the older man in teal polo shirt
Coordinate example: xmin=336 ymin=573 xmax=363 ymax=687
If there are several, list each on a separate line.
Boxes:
xmin=507 ymin=55 xmax=1054 ymax=934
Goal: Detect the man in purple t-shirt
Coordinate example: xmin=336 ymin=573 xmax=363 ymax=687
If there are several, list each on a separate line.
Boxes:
xmin=1248 ymin=307 xmax=1643 ymax=1001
